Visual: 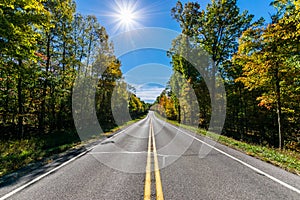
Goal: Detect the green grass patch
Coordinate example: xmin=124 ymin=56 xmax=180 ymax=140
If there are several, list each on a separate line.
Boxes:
xmin=155 ymin=113 xmax=300 ymax=175
xmin=0 ymin=115 xmax=147 ymax=178
xmin=0 ymin=133 xmax=79 ymax=177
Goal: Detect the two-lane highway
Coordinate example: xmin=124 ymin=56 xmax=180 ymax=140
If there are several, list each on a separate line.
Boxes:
xmin=1 ymin=111 xmax=300 ymax=199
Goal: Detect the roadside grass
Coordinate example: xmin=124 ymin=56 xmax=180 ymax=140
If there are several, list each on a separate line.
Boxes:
xmin=0 ymin=115 xmax=146 ymax=178
xmin=0 ymin=131 xmax=80 ymax=177
xmin=155 ymin=113 xmax=300 ymax=175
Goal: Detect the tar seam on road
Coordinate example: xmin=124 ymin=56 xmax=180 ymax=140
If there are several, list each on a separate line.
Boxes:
xmin=154 ymin=115 xmax=300 ymax=195
xmin=0 ymin=117 xmax=149 ymax=200
xmin=144 ymin=118 xmax=164 ymax=200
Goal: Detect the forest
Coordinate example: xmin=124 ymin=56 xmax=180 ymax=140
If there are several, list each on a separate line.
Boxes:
xmin=154 ymin=0 xmax=300 ymax=151
xmin=0 ymin=0 xmax=149 ymax=175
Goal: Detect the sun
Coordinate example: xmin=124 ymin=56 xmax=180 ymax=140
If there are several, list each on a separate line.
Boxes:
xmin=111 ymin=0 xmax=142 ymax=32
xmin=117 ymin=8 xmax=136 ymax=25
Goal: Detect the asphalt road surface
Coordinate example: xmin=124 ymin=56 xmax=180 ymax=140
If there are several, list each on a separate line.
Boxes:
xmin=1 ymin=111 xmax=300 ymax=199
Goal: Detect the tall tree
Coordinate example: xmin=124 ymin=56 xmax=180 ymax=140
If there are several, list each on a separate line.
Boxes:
xmin=38 ymin=0 xmax=75 ymax=132
xmin=0 ymin=0 xmax=50 ymax=137
xmin=171 ymin=0 xmax=258 ymax=101
xmin=234 ymin=0 xmax=300 ymax=148
xmin=169 ymin=0 xmax=259 ymax=130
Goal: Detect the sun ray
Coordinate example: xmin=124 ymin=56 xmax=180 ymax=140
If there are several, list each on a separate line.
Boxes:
xmin=87 ymin=0 xmax=165 ymax=34
xmin=110 ymin=0 xmax=141 ymax=32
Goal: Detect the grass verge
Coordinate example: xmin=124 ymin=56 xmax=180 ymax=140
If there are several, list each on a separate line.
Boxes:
xmin=0 ymin=115 xmax=146 ymax=178
xmin=155 ymin=113 xmax=300 ymax=175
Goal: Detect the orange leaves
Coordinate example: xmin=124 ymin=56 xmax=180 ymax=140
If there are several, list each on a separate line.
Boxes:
xmin=257 ymin=96 xmax=274 ymax=110
xmin=34 ymin=52 xmax=47 ymax=61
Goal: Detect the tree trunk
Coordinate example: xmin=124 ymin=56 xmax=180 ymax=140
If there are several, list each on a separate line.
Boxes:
xmin=4 ymin=74 xmax=10 ymax=124
xmin=17 ymin=60 xmax=24 ymax=138
xmin=39 ymin=33 xmax=51 ymax=134
xmin=58 ymin=39 xmax=67 ymax=130
xmin=178 ymin=104 xmax=181 ymax=123
xmin=275 ymin=68 xmax=283 ymax=149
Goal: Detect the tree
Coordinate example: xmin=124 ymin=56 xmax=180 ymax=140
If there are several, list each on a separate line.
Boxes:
xmin=234 ymin=0 xmax=300 ymax=149
xmin=169 ymin=0 xmax=259 ymax=131
xmin=171 ymin=0 xmax=258 ymax=101
xmin=0 ymin=0 xmax=50 ymax=137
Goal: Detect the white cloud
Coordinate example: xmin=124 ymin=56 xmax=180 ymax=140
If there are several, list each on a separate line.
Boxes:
xmin=136 ymin=87 xmax=165 ymax=102
xmin=123 ymin=63 xmax=171 ymax=103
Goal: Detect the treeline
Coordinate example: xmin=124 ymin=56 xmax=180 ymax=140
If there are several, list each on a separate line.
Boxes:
xmin=155 ymin=0 xmax=300 ymax=150
xmin=0 ymin=0 xmax=148 ymax=139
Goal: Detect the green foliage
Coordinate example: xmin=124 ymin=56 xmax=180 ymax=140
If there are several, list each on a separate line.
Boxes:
xmin=171 ymin=0 xmax=259 ymax=72
xmin=0 ymin=0 xmax=51 ymax=58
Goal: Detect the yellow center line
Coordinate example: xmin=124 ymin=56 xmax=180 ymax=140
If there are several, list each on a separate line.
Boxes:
xmin=144 ymin=118 xmax=164 ymax=200
xmin=151 ymin=120 xmax=164 ymax=200
xmin=144 ymin=119 xmax=152 ymax=200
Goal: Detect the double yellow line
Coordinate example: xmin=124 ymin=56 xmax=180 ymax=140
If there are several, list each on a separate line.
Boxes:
xmin=144 ymin=119 xmax=164 ymax=200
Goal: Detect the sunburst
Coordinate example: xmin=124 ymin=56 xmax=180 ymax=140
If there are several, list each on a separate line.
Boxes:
xmin=111 ymin=0 xmax=141 ymax=32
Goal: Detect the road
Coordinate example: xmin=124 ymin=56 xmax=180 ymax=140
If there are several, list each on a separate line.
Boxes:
xmin=1 ymin=111 xmax=300 ymax=199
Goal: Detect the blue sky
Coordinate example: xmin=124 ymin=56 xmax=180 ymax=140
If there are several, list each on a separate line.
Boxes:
xmin=75 ymin=0 xmax=276 ymax=103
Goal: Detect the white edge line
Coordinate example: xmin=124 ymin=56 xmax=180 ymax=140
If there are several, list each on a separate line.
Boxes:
xmin=89 ymin=151 xmax=148 ymax=154
xmin=0 ymin=116 xmax=149 ymax=200
xmin=0 ymin=150 xmax=88 ymax=200
xmin=154 ymin=115 xmax=300 ymax=195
